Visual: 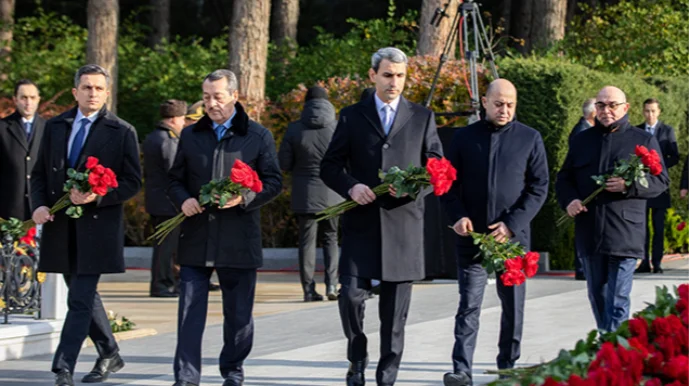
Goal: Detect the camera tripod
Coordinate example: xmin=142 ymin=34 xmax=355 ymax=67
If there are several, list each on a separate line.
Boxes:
xmin=423 ymin=0 xmax=499 ymax=121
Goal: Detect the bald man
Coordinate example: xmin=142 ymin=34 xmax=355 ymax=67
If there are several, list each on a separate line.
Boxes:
xmin=556 ymin=86 xmax=669 ymax=332
xmin=441 ymin=79 xmax=549 ymax=386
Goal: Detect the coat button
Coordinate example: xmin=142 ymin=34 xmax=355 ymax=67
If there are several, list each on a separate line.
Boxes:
xmin=26 ymin=174 xmax=30 ymax=179
xmin=52 ymin=167 xmax=57 ymax=172
xmin=383 ymin=143 xmax=390 ymax=150
xmin=26 ymin=156 xmax=30 ymax=161
xmin=93 ymin=214 xmax=98 ymax=219
xmin=51 ymin=190 xmax=55 ymax=195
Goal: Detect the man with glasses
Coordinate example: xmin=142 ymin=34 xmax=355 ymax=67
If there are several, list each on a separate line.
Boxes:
xmin=556 ymin=86 xmax=669 ymax=332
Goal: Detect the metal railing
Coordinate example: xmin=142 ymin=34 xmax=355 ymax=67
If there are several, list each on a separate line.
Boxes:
xmin=0 ymin=234 xmax=42 ymax=324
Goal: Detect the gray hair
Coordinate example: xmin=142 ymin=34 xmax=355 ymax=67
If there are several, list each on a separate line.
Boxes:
xmin=582 ymin=98 xmax=596 ymax=116
xmin=371 ymin=47 xmax=408 ymax=73
xmin=74 ymin=64 xmax=110 ymax=88
xmin=203 ymin=69 xmax=238 ymax=93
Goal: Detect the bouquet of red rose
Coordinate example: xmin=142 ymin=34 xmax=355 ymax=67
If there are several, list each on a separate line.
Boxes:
xmin=148 ymin=159 xmax=263 ymax=244
xmin=556 ymin=145 xmax=663 ymax=227
xmin=469 ymin=231 xmax=539 ymax=286
xmin=316 ymin=157 xmax=457 ymax=221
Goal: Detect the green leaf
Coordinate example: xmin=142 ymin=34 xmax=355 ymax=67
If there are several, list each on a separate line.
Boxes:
xmin=638 ymin=176 xmax=649 ymax=188
xmin=67 ymin=168 xmax=77 ymax=178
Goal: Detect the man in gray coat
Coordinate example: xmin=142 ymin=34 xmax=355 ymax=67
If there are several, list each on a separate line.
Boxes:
xmin=278 ymin=86 xmax=341 ymax=302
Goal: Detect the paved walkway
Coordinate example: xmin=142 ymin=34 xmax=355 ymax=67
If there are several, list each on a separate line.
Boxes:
xmin=0 ymin=258 xmax=686 ymax=386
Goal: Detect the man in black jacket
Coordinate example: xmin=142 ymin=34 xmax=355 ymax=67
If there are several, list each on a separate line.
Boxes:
xmin=0 ymin=79 xmax=46 ymax=220
xmin=168 ymin=69 xmax=282 ymax=386
xmin=32 ymin=64 xmax=142 ymax=386
xmin=568 ymin=98 xmax=596 ymax=144
xmin=556 ymin=86 xmax=669 ymax=333
xmin=441 ymin=79 xmax=549 ymax=386
xmin=143 ymin=100 xmax=187 ymax=297
xmin=278 ymin=86 xmax=341 ymax=302
xmin=321 ymin=47 xmax=443 ymax=386
xmin=634 ymin=98 xmax=679 ymax=274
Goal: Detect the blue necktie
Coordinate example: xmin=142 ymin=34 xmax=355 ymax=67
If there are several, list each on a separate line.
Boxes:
xmin=69 ymin=118 xmax=89 ymax=168
xmin=215 ymin=125 xmax=226 ymax=141
xmin=382 ymin=105 xmax=393 ymax=134
xmin=25 ymin=122 xmax=31 ymax=139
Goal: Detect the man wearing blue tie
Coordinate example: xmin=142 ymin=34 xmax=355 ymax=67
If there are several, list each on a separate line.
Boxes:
xmin=31 ymin=64 xmax=142 ymax=386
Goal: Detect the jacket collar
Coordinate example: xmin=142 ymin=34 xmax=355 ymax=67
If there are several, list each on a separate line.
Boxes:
xmin=61 ymin=105 xmax=110 ymax=126
xmin=192 ymin=102 xmax=249 ymax=136
xmin=595 ymin=114 xmax=631 ymax=133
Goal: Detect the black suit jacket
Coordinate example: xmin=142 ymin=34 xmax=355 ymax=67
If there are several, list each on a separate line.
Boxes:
xmin=636 ymin=121 xmax=679 ymax=208
xmin=320 ymin=95 xmax=443 ymax=281
xmin=32 ymin=106 xmax=142 ymax=274
xmin=0 ymin=112 xmax=46 ymax=220
xmin=143 ymin=122 xmax=179 ymax=217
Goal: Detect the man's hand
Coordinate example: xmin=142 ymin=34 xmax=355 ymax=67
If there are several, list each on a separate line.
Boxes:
xmin=605 ymin=177 xmax=627 ymax=193
xmin=388 ymin=185 xmax=408 ymax=198
xmin=216 ymin=194 xmax=243 ymax=209
xmin=70 ymin=188 xmax=97 ymax=205
xmin=452 ymin=217 xmax=473 ymax=236
xmin=32 ymin=206 xmax=53 ymax=225
xmin=181 ymin=198 xmax=204 ymax=217
xmin=567 ymin=199 xmax=587 ymax=217
xmin=349 ymin=183 xmax=376 ymax=205
xmin=681 ymin=189 xmax=688 ymax=199
xmin=488 ymin=221 xmax=513 ymax=243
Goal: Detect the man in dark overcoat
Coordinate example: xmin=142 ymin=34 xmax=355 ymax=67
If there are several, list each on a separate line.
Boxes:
xmin=0 ymin=79 xmax=46 ymax=220
xmin=441 ymin=79 xmax=549 ymax=386
xmin=31 ymin=64 xmax=142 ymax=386
xmin=143 ymin=99 xmax=187 ymax=297
xmin=278 ymin=86 xmax=341 ymax=302
xmin=634 ymin=98 xmax=679 ymax=273
xmin=556 ymin=86 xmax=669 ymax=333
xmin=167 ymin=69 xmax=282 ymax=386
xmin=320 ymin=47 xmax=443 ymax=386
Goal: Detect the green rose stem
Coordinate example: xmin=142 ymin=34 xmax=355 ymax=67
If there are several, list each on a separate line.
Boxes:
xmin=556 ymin=185 xmax=606 ymax=227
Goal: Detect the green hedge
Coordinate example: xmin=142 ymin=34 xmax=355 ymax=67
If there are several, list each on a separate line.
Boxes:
xmin=498 ymin=57 xmax=689 ymax=269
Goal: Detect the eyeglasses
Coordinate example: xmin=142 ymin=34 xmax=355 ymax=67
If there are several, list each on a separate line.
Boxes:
xmin=595 ymin=102 xmax=626 ymax=111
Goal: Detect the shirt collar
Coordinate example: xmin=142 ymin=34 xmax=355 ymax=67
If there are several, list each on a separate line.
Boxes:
xmin=212 ymin=109 xmax=236 ymax=130
xmin=374 ymin=93 xmax=401 ymax=113
xmin=21 ymin=115 xmax=35 ymax=125
xmin=647 ymin=121 xmax=658 ymax=130
xmin=75 ymin=109 xmax=99 ymax=124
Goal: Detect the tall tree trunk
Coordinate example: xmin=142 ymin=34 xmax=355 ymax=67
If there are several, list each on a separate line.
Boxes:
xmin=87 ymin=0 xmax=119 ymax=113
xmin=150 ymin=0 xmax=170 ymax=48
xmin=531 ymin=0 xmax=567 ymax=49
xmin=0 ymin=0 xmax=14 ymax=75
xmin=228 ymin=0 xmax=271 ymax=116
xmin=417 ymin=0 xmax=458 ymax=58
xmin=271 ymin=0 xmax=299 ymax=49
xmin=510 ymin=0 xmax=534 ymax=53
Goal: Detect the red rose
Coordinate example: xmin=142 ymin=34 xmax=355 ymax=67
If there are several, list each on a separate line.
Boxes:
xmin=431 ymin=178 xmax=453 ymax=196
xmin=522 ymin=251 xmax=540 ymax=278
xmin=681 ymin=309 xmax=689 ymax=327
xmin=504 ymin=257 xmax=523 ymax=271
xmin=26 ymin=227 xmax=36 ymax=238
xmin=679 ymin=284 xmax=689 ymax=302
xmin=230 ymin=159 xmax=255 ymax=190
xmin=92 ymin=164 xmax=105 ymax=175
xmin=426 ymin=157 xmax=456 ymax=196
xmin=664 ymin=355 xmax=689 ymax=380
xmin=635 ymin=145 xmax=650 ymax=158
xmin=628 ymin=317 xmax=649 ymax=343
xmin=103 ymin=168 xmax=118 ymax=188
xmin=678 ymin=222 xmax=687 ymax=231
xmin=100 ymin=173 xmax=114 ymax=188
xmin=86 ymin=156 xmax=99 ymax=169
xmin=648 ymin=162 xmax=663 ymax=176
xmin=500 ymin=269 xmax=526 ymax=286
xmin=644 ymin=379 xmax=663 ymax=386
xmin=88 ymin=172 xmax=102 ymax=187
xmin=92 ymin=185 xmax=108 ymax=196
xmin=250 ymin=173 xmax=263 ymax=193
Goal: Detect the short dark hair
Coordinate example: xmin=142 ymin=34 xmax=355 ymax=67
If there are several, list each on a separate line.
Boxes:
xmin=160 ymin=99 xmax=188 ymax=119
xmin=14 ymin=79 xmax=39 ymax=97
xmin=643 ymin=98 xmax=660 ymax=108
xmin=74 ymin=64 xmax=111 ymax=88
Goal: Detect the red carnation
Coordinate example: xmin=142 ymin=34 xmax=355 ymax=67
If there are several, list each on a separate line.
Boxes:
xmin=664 ymin=355 xmax=689 ymax=381
xmin=542 ymin=378 xmax=564 ymax=386
xmin=628 ymin=337 xmax=650 ymax=358
xmin=522 ymin=251 xmax=540 ymax=278
xmin=230 ymin=159 xmax=256 ymax=190
xmin=678 ymin=222 xmax=687 ymax=231
xmin=86 ymin=156 xmax=99 ymax=169
xmin=679 ymin=284 xmax=689 ymax=302
xmin=567 ymin=374 xmax=595 ymax=386
xmin=653 ymin=316 xmax=673 ymax=336
xmin=647 ymin=350 xmax=665 ymax=374
xmin=628 ymin=317 xmax=649 ymax=343
xmin=645 ymin=379 xmax=663 ymax=386
xmin=19 ymin=227 xmax=37 ymax=245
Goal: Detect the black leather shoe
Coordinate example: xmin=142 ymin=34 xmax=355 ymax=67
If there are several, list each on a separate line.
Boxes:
xmin=172 ymin=382 xmax=198 ymax=386
xmin=653 ymin=266 xmax=664 ymax=274
xmin=304 ymin=291 xmax=324 ymax=302
xmin=151 ymin=289 xmax=179 ymax=298
xmin=346 ymin=358 xmax=367 ymax=386
xmin=326 ymin=285 xmax=338 ymax=301
xmin=81 ymin=353 xmax=125 ymax=383
xmin=635 ymin=263 xmax=652 ymax=274
xmin=222 ymin=378 xmax=243 ymax=386
xmin=575 ymin=272 xmax=586 ymax=281
xmin=443 ymin=371 xmax=473 ymax=386
xmin=55 ymin=371 xmax=74 ymax=386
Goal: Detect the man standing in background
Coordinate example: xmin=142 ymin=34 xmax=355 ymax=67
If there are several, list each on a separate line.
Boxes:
xmin=635 ymin=98 xmax=679 ymax=274
xmin=0 ymin=79 xmax=46 ymax=221
xmin=144 ymin=99 xmax=187 ymax=298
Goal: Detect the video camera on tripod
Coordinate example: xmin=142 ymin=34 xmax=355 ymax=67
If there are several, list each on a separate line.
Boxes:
xmin=424 ymin=0 xmax=499 ymax=121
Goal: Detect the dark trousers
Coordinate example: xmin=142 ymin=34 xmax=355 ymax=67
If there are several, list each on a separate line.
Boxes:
xmin=339 ymin=275 xmax=412 ymax=385
xmin=297 ymin=214 xmax=339 ymax=293
xmin=451 ymin=258 xmax=525 ymax=377
xmin=174 ymin=266 xmax=256 ymax=384
xmin=51 ymin=274 xmax=119 ymax=374
xmin=642 ymin=207 xmax=666 ymax=269
xmin=582 ymin=254 xmax=636 ymax=332
xmin=574 ymin=240 xmax=584 ymax=275
xmin=149 ymin=215 xmax=180 ymax=295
